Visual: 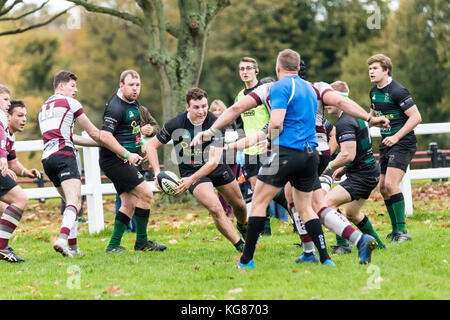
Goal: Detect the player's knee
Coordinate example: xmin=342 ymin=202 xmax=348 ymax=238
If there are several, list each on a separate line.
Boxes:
xmin=208 ymin=203 xmax=224 ymax=219
xmin=15 ymin=191 xmax=28 ymax=211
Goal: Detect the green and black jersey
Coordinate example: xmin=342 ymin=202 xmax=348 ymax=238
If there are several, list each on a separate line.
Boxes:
xmin=156 ymin=111 xmax=225 ymax=171
xmin=100 ymin=93 xmax=142 ymax=160
xmin=370 ymin=79 xmax=417 ymax=144
xmin=336 ymin=112 xmax=376 ymax=174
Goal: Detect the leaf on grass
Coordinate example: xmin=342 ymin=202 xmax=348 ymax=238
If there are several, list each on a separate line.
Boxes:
xmin=304 ymin=270 xmax=311 ymax=274
xmin=185 ymin=229 xmax=192 ymax=238
xmin=169 ymin=239 xmax=177 ymax=244
xmin=104 ymin=285 xmax=126 ymax=296
xmin=194 ymin=265 xmax=200 ymax=271
xmin=228 ymin=288 xmax=243 ymax=294
xmin=292 ymin=269 xmax=298 ymax=273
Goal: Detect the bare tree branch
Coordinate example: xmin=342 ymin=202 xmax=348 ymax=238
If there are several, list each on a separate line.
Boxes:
xmin=0 ymin=0 xmax=22 ymax=16
xmin=66 ymin=0 xmax=143 ymax=27
xmin=0 ymin=0 xmax=48 ymax=21
xmin=0 ymin=4 xmax=73 ymax=36
xmin=205 ymin=0 xmax=231 ymax=26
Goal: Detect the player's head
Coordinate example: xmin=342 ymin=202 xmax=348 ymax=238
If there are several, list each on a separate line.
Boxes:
xmin=186 ymin=87 xmax=208 ymax=124
xmin=276 ymin=49 xmax=300 ymax=78
xmin=209 ymin=99 xmax=227 ymax=118
xmin=8 ymin=100 xmax=27 ymax=133
xmin=238 ymin=57 xmax=259 ymax=84
xmin=367 ymin=54 xmax=392 ymax=83
xmin=0 ymin=84 xmax=11 ymax=113
xmin=119 ymin=69 xmax=141 ymax=102
xmin=298 ymin=59 xmax=307 ymax=80
xmin=54 ymin=71 xmax=78 ymax=98
xmin=326 ymin=80 xmax=350 ymax=115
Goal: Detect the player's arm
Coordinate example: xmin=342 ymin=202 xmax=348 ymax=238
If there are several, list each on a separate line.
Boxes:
xmin=175 ymin=145 xmax=223 ymax=195
xmin=328 ymin=127 xmax=338 ymax=155
xmin=7 ymin=158 xmax=41 ymax=179
xmin=267 ymin=108 xmax=286 ymax=145
xmin=382 ymin=105 xmax=421 ymax=147
xmin=329 ymin=140 xmax=356 ymax=181
xmin=0 ymin=122 xmax=8 ymax=175
xmin=144 ymin=137 xmax=164 ymax=176
xmin=73 ymin=133 xmax=99 ymax=147
xmin=323 ymin=91 xmax=389 ymax=128
xmin=190 ymin=95 xmax=258 ymax=146
xmin=226 ymin=130 xmax=266 ymax=151
xmin=99 ymin=130 xmax=142 ymax=166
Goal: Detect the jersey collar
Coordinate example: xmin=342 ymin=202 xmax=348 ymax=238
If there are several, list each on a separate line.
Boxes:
xmin=377 ymin=76 xmax=392 ymax=89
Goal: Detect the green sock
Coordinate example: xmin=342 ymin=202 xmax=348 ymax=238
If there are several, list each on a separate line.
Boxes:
xmin=135 ymin=208 xmax=150 ymax=245
xmin=356 ymin=215 xmax=385 ymax=248
xmin=384 ymin=199 xmax=397 ymax=233
xmin=108 ymin=212 xmax=130 ymax=248
xmin=336 ymin=234 xmax=350 ymax=246
xmin=391 ymin=193 xmax=407 ymax=233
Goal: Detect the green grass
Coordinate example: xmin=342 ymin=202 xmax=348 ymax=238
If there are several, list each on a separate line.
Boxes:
xmin=0 ymin=187 xmax=449 ymax=300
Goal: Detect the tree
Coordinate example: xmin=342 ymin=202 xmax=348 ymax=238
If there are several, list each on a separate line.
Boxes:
xmin=0 ymin=0 xmax=72 ymax=36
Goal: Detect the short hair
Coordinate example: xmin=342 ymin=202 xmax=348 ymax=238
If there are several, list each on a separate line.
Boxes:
xmin=367 ymin=54 xmax=392 ymax=76
xmin=0 ymin=84 xmax=11 ymax=95
xmin=53 ymin=71 xmax=77 ymax=90
xmin=239 ymin=57 xmax=258 ymax=71
xmin=120 ymin=69 xmax=140 ymax=83
xmin=330 ymin=81 xmax=349 ymax=95
xmin=209 ymin=99 xmax=227 ymax=113
xmin=186 ymin=87 xmax=208 ymax=105
xmin=277 ymin=49 xmax=300 ymax=72
xmin=8 ymin=100 xmax=26 ymax=115
xmin=260 ymin=77 xmax=275 ymax=84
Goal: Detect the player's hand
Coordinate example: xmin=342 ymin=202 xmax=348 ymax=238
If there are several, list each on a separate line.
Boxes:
xmin=153 ymin=172 xmax=163 ymax=193
xmin=0 ymin=158 xmax=8 ymax=176
xmin=190 ymin=130 xmax=213 ymax=147
xmin=25 ymin=168 xmax=41 ymax=179
xmin=382 ymin=136 xmax=399 ymax=147
xmin=4 ymin=169 xmax=17 ymax=181
xmin=332 ymin=167 xmax=345 ymax=181
xmin=370 ymin=116 xmax=390 ymax=128
xmin=175 ymin=177 xmax=193 ymax=195
xmin=128 ymin=153 xmax=143 ymax=166
xmin=141 ymin=124 xmax=153 ymax=136
xmin=257 ymin=139 xmax=270 ymax=153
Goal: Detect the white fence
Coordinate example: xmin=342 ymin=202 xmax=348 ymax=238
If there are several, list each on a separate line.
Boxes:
xmin=15 ymin=123 xmax=450 ymax=234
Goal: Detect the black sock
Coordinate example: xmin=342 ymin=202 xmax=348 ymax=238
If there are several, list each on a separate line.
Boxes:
xmin=305 ymin=218 xmax=331 ymax=263
xmin=273 ymin=187 xmax=288 ymax=210
xmin=240 ymin=216 xmax=266 ymax=264
xmin=234 ymin=239 xmax=244 ymax=249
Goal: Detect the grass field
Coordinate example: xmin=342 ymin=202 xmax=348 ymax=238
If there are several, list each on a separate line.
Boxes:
xmin=0 ymin=182 xmax=448 ymax=301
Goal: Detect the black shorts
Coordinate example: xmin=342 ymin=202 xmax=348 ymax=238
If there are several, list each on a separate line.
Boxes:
xmin=100 ymin=156 xmax=145 ymax=195
xmin=179 ymin=164 xmax=235 ymax=194
xmin=257 ymin=145 xmax=318 ymax=193
xmin=42 ymin=154 xmax=81 ymax=188
xmin=312 ymin=151 xmax=331 ymax=191
xmin=379 ymin=141 xmax=417 ymax=174
xmin=242 ymin=153 xmax=266 ymax=180
xmin=340 ymin=165 xmax=380 ymax=201
xmin=0 ymin=172 xmax=17 ymax=197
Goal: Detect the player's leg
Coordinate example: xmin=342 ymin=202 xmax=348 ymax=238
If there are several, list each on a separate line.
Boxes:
xmin=53 ymin=178 xmax=81 ymax=257
xmin=129 ymin=181 xmax=166 ymax=252
xmin=238 ymin=180 xmax=280 ymax=267
xmin=0 ymin=183 xmax=28 ymax=263
xmin=344 ymin=200 xmax=385 ymax=249
xmin=216 ymin=180 xmax=247 ymax=241
xmin=193 ymin=182 xmax=244 ymax=251
xmin=383 ymin=167 xmax=411 ymax=243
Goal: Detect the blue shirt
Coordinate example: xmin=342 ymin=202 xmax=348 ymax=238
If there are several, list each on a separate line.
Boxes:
xmin=269 ymin=75 xmax=318 ymax=151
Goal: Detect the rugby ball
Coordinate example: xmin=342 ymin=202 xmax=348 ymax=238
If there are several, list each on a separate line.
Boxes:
xmin=156 ymin=171 xmax=180 ymax=195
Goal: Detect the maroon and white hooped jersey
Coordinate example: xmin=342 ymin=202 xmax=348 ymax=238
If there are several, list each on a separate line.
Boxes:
xmin=38 ymin=94 xmax=84 ymax=160
xmin=0 ymin=110 xmax=8 ymax=159
xmin=310 ymin=81 xmax=333 ymax=152
xmin=5 ymin=128 xmax=16 ymax=161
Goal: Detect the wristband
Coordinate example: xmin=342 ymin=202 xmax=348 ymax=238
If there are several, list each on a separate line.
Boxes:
xmin=326 ymin=163 xmax=332 ymax=171
xmin=366 ymin=114 xmax=373 ymax=123
xmin=21 ymin=168 xmax=26 ymax=177
xmin=122 ymin=151 xmax=130 ymax=159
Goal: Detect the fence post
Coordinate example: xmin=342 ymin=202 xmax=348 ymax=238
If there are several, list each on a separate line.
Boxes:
xmin=399 ymin=165 xmax=413 ymax=216
xmin=81 ymin=132 xmax=104 ymax=234
xmin=428 ymin=142 xmax=440 ymax=182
